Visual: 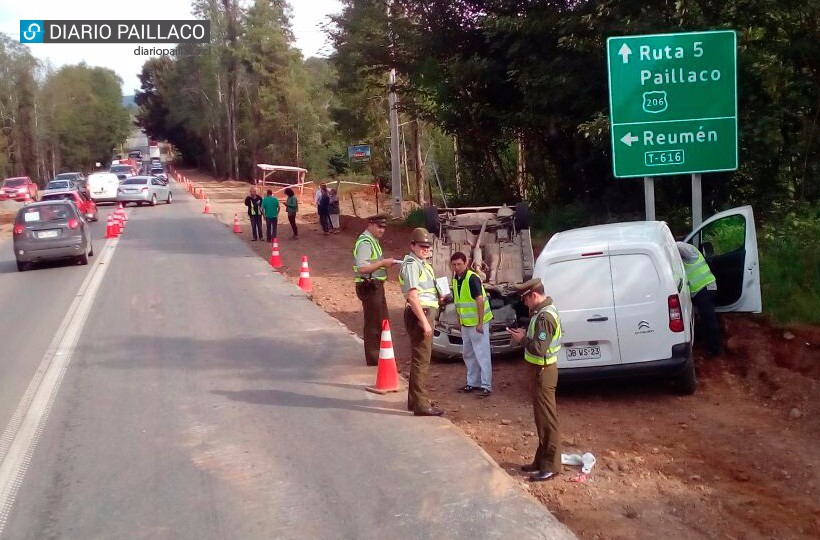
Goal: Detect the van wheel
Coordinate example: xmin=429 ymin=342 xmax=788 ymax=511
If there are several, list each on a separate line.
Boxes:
xmin=16 ymin=260 xmax=29 ymax=272
xmin=674 ymin=356 xmax=697 ymax=395
xmin=88 ymin=243 xmax=94 ymax=257
xmin=77 ymin=250 xmax=89 ymax=266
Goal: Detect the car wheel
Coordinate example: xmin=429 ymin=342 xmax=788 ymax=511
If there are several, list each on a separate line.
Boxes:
xmin=88 ymin=242 xmax=94 ymax=257
xmin=424 ymin=206 xmax=440 ymax=236
xmin=77 ymin=250 xmax=89 ymax=265
xmin=673 ymin=355 xmax=697 ymax=395
xmin=150 ymin=194 xmax=157 ymax=206
xmin=16 ymin=260 xmax=29 ymax=272
xmin=514 ymin=202 xmax=530 ymax=230
xmin=166 ymin=191 xmax=173 ymax=204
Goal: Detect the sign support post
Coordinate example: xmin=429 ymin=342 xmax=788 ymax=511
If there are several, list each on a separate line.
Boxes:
xmin=691 ymin=173 xmax=702 ymax=228
xmin=644 ymin=177 xmax=655 ymax=220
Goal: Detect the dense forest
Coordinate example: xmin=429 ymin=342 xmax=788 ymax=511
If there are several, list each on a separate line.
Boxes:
xmin=0 ymin=35 xmax=130 ymax=182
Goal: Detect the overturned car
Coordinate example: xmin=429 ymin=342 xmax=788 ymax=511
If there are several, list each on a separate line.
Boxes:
xmin=424 ymin=203 xmax=535 ymax=360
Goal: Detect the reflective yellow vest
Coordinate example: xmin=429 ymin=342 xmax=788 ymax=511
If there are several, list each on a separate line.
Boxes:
xmin=353 ymin=232 xmax=387 ymax=282
xmin=524 ymin=304 xmax=562 ymax=366
xmin=452 ymin=270 xmax=493 ymax=327
xmin=683 ymin=250 xmax=716 ymax=295
xmin=399 ymin=255 xmax=438 ymax=308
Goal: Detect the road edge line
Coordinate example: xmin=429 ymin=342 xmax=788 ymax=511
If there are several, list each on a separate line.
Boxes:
xmin=0 ymin=237 xmax=119 ymax=536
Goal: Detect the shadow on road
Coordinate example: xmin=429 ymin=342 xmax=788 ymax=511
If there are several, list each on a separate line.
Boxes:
xmin=211 ymin=388 xmax=409 ymax=417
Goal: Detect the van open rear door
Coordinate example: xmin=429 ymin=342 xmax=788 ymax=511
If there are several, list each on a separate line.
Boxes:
xmin=540 ymin=254 xmax=622 ymax=368
xmin=684 ymin=205 xmax=762 ymax=313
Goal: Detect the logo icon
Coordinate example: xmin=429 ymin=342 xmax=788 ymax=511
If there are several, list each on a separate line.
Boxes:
xmin=638 ymin=320 xmax=651 ymax=330
xmin=20 ymin=20 xmax=44 ymax=43
xmin=642 ymin=91 xmax=668 ymax=114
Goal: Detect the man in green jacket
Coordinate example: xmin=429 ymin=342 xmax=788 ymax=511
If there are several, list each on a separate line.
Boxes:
xmin=262 ymin=189 xmax=280 ymax=243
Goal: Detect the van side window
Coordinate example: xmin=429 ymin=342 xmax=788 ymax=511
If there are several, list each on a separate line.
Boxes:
xmin=697 ymin=215 xmax=745 ymax=258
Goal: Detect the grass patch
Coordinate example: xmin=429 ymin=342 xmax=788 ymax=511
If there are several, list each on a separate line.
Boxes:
xmin=758 ymin=205 xmax=820 ymax=324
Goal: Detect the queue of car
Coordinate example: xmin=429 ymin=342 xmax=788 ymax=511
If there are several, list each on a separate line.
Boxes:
xmin=8 ymin=155 xmax=170 ymax=272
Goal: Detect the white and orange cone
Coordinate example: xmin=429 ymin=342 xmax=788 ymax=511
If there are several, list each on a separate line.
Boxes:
xmin=202 ymin=198 xmax=211 ymax=214
xmin=269 ymin=238 xmax=282 ymax=268
xmin=233 ymin=213 xmax=241 ymax=233
xmin=366 ymin=320 xmax=401 ymax=394
xmin=297 ymin=255 xmax=312 ymax=292
xmin=104 ymin=214 xmax=117 ymax=239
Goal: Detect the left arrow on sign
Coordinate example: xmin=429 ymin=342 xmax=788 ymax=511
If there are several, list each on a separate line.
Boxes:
xmin=620 ymin=132 xmax=639 ymax=147
xmin=618 ymin=43 xmax=632 ymax=64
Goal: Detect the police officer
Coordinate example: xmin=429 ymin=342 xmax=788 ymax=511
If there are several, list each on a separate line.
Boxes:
xmin=508 ymin=278 xmax=562 ymax=481
xmin=399 ymin=228 xmax=444 ymax=416
xmin=354 ymin=214 xmax=398 ymax=366
xmin=677 ymin=242 xmax=721 ymax=356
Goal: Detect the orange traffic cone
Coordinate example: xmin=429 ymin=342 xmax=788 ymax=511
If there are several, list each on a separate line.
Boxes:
xmin=233 ymin=213 xmax=241 ymax=233
xmin=366 ymin=320 xmax=401 ymax=394
xmin=269 ymin=238 xmax=282 ymax=268
xmin=112 ymin=212 xmax=122 ymax=236
xmin=297 ymin=255 xmax=312 ymax=292
xmin=199 ymin=188 xmax=205 ymax=200
xmin=117 ymin=204 xmax=127 ymax=229
xmin=104 ymin=214 xmax=117 ymax=239
xmin=202 ymin=198 xmax=211 ymax=214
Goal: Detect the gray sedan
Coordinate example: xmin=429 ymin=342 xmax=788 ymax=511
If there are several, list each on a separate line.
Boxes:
xmin=117 ymin=176 xmax=172 ymax=206
xmin=13 ymin=200 xmax=93 ymax=271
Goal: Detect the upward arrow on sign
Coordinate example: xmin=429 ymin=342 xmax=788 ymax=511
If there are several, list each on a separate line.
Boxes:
xmin=618 ymin=43 xmax=632 ymax=64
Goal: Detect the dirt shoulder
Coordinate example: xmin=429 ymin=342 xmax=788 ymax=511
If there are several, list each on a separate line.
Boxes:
xmin=176 ymin=168 xmax=820 ymax=540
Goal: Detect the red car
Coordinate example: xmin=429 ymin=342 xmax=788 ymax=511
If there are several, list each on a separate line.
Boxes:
xmin=39 ymin=190 xmax=99 ymax=222
xmin=1 ymin=176 xmax=38 ymax=202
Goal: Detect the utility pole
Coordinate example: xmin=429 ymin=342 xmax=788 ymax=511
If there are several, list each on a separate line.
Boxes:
xmin=387 ymin=0 xmax=403 ymax=218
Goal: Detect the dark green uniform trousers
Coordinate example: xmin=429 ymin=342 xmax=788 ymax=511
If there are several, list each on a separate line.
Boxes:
xmin=404 ymin=306 xmax=438 ymax=412
xmin=356 ymin=280 xmax=390 ymax=366
xmin=532 ymin=362 xmax=562 ymax=473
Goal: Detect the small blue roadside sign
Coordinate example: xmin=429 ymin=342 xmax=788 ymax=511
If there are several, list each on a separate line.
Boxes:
xmin=348 ymin=144 xmax=371 ymax=163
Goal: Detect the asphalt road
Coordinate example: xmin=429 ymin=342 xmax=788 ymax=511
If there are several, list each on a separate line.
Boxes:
xmin=0 ymin=185 xmax=575 ymax=539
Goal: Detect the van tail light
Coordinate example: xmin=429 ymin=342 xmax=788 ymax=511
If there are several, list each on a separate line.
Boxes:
xmin=668 ymin=294 xmax=684 ymax=332
xmin=13 ymin=224 xmax=24 ymax=235
xmin=67 ymin=218 xmax=79 ymax=229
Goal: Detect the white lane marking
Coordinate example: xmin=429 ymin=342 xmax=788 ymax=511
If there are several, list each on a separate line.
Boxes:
xmin=0 ymin=237 xmax=120 ymax=537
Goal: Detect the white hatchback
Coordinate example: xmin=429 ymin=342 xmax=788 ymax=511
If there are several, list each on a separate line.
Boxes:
xmin=533 ymin=206 xmax=761 ymax=394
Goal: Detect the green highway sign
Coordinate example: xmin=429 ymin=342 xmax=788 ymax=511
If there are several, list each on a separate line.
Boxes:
xmin=607 ymin=30 xmax=738 ymax=178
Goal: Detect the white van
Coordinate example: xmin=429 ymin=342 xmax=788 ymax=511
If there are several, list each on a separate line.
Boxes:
xmin=87 ymin=172 xmax=120 ymax=203
xmin=533 ymin=206 xmax=761 ymax=394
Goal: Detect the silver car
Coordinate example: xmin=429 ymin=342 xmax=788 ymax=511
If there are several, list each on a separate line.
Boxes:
xmin=13 ymin=200 xmax=93 ymax=271
xmin=117 ymin=176 xmax=172 ymax=206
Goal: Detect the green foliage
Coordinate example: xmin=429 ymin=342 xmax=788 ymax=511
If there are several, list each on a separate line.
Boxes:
xmin=758 ymin=205 xmax=820 ymax=324
xmin=404 ymin=207 xmax=425 ymax=227
xmin=135 ymin=0 xmax=344 ymax=181
xmin=701 ymin=215 xmax=746 ymax=255
xmin=0 ymin=35 xmax=130 ymax=181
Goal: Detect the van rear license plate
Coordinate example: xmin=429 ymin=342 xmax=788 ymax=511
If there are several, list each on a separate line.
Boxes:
xmin=37 ymin=230 xmax=59 ymax=239
xmin=566 ymin=346 xmax=601 ymax=360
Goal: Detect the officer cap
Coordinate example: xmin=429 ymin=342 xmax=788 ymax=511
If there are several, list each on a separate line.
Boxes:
xmin=513 ymin=278 xmax=544 ymax=297
xmin=410 ymin=227 xmax=433 ymax=246
xmin=367 ymin=214 xmax=389 ymax=226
